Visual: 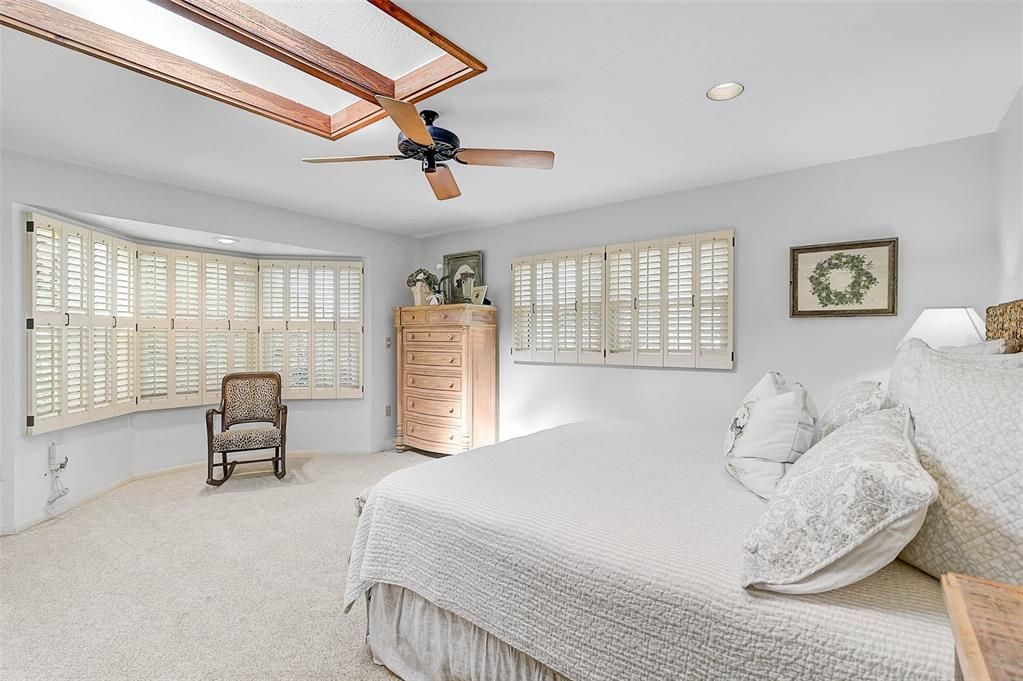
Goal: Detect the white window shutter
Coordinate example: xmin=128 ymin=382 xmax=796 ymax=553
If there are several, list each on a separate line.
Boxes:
xmin=554 ymin=251 xmax=579 ymax=364
xmin=26 ymin=214 xmax=65 ymax=434
xmin=137 ymin=247 xmax=172 ymax=410
xmin=90 ymin=231 xmax=116 ymax=421
xmin=664 ymin=236 xmax=696 ymax=368
xmin=578 ymin=247 xmax=605 ymax=364
xmin=62 ymin=223 xmax=91 ymax=427
xmin=696 ymin=230 xmax=734 ymax=369
xmin=336 ymin=262 xmax=363 ymax=398
xmin=202 ymin=253 xmax=230 ymax=403
xmin=171 ymin=251 xmax=201 ymax=406
xmin=229 ymin=257 xmax=258 ymax=375
xmin=635 ymin=240 xmax=666 ymax=367
xmin=113 ymin=238 xmax=137 ymax=416
xmin=605 ymin=242 xmax=636 ymax=366
xmin=311 ymin=261 xmax=338 ymax=398
xmin=258 ymin=260 xmax=287 ymax=382
xmin=532 ymin=256 xmax=555 ymax=363
xmin=285 ymin=261 xmax=311 ymax=399
xmin=511 ymin=257 xmax=533 ymax=359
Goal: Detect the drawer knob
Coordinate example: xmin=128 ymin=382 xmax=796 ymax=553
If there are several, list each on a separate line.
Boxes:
xmin=410 ymin=355 xmax=416 ymax=360
xmin=410 ymin=401 xmax=415 ymax=407
xmin=448 ymin=334 xmax=454 ymax=341
xmin=448 ymin=357 xmax=455 ymax=363
xmin=410 ymin=378 xmax=415 ymax=384
xmin=408 ymin=425 xmax=414 ymax=432
xmin=448 ymin=434 xmax=454 ymax=440
xmin=448 ymin=382 xmax=455 ymax=388
xmin=448 ymin=408 xmax=454 ymax=414
xmin=410 ymin=334 xmax=416 ymax=340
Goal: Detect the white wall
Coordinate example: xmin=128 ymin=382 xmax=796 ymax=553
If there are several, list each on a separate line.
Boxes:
xmin=0 ymin=150 xmax=414 ymax=532
xmin=995 ymin=85 xmax=1023 ymax=300
xmin=417 ymin=135 xmax=999 ymax=450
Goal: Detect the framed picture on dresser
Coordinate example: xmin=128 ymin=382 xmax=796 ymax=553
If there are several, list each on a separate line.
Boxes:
xmin=443 ymin=251 xmax=485 ymax=303
xmin=790 ymin=238 xmax=898 ymax=317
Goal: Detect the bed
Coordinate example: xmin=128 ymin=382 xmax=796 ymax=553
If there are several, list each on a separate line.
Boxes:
xmin=345 ymin=300 xmax=1022 ymax=681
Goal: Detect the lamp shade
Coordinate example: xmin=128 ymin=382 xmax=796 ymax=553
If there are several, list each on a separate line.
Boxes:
xmin=899 ymin=307 xmax=985 ymax=349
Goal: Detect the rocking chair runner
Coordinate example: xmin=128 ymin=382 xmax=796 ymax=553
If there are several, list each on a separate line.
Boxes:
xmin=206 ymin=372 xmax=288 ymax=486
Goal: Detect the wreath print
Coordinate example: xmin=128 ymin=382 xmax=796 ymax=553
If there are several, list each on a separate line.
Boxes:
xmin=808 ymin=252 xmax=878 ymax=307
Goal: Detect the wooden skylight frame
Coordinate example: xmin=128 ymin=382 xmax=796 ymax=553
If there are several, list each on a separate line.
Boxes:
xmin=0 ymin=0 xmax=486 ymax=139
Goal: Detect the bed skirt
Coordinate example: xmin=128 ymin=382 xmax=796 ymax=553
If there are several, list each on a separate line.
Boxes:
xmin=367 ymin=583 xmax=569 ymax=681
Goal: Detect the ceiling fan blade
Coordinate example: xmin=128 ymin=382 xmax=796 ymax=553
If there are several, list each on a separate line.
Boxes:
xmin=426 ymin=164 xmax=461 ymax=201
xmin=454 ymin=148 xmax=555 ymax=170
xmin=376 ymin=95 xmax=434 ymax=147
xmin=302 ymin=155 xmax=404 ymax=164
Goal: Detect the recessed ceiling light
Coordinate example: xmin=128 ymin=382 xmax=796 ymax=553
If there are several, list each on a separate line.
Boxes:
xmin=706 ymin=81 xmax=745 ymax=101
xmin=214 ymin=236 xmax=238 ymax=245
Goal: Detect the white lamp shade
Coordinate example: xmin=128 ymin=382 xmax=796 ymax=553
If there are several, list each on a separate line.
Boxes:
xmin=899 ymin=307 xmax=985 ymax=349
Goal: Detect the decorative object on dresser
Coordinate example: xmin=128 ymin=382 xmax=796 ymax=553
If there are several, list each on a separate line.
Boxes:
xmin=406 ymin=268 xmax=440 ymax=306
xmin=790 ymin=238 xmax=898 ymax=317
xmin=443 ymin=251 xmax=485 ymax=303
xmin=470 ymin=285 xmax=488 ymax=305
xmin=395 ymin=304 xmax=497 ymax=455
xmin=941 ymin=573 xmax=1023 ymax=681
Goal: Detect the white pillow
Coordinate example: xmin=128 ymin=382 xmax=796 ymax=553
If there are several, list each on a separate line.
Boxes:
xmin=724 ymin=372 xmax=816 ymax=500
xmin=887 ymin=339 xmax=1023 ymax=583
xmin=813 ymin=381 xmax=884 ymax=445
xmin=940 ymin=338 xmax=1005 ymax=354
xmin=741 ymin=406 xmax=937 ymax=594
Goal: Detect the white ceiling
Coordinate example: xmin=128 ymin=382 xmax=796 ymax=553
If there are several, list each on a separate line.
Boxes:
xmin=3 ymin=2 xmax=1021 ymax=237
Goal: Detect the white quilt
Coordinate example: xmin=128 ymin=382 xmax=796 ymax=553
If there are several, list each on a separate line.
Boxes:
xmin=345 ymin=421 xmax=952 ymax=681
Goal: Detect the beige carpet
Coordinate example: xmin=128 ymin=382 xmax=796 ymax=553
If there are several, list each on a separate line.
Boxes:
xmin=1 ymin=451 xmax=429 ymax=681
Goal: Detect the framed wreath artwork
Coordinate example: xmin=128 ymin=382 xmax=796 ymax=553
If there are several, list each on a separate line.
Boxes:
xmin=790 ymin=238 xmax=898 ymax=317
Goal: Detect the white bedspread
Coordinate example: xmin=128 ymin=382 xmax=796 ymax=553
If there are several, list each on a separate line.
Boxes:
xmin=345 ymin=421 xmax=952 ymax=681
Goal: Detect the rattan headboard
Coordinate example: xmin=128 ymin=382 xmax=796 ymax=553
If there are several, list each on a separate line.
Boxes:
xmin=986 ymin=299 xmax=1023 ymax=352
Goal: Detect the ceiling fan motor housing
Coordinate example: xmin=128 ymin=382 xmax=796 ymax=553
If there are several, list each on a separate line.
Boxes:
xmin=397 ymin=110 xmax=461 ymax=161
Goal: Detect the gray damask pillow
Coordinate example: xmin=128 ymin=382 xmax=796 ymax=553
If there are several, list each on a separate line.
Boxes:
xmin=741 ymin=406 xmax=937 ymax=594
xmin=888 ymin=340 xmax=1023 ymax=583
xmin=813 ymin=381 xmax=884 ymax=444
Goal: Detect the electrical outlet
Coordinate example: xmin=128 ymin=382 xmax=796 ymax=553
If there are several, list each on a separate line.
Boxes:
xmin=386 ymin=337 xmax=392 ymax=348
xmin=385 ymin=405 xmax=392 ymax=417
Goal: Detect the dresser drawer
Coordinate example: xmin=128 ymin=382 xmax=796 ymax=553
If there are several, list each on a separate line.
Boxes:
xmin=406 ymin=373 xmax=461 ymax=392
xmin=405 ymin=419 xmax=462 ymax=446
xmin=407 ymin=395 xmax=462 ymax=420
xmin=405 ymin=330 xmax=461 ymax=344
xmin=406 ymin=350 xmax=461 ymax=367
xmin=400 ymin=309 xmax=428 ymax=325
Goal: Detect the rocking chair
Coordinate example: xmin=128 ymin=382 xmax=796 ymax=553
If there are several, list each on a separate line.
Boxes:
xmin=205 ymin=372 xmax=288 ymax=486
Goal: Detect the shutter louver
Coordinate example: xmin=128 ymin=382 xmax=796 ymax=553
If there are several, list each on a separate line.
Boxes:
xmin=90 ymin=234 xmax=116 ymax=420
xmin=665 ymin=238 xmax=696 ymax=367
xmin=230 ymin=258 xmax=259 ymax=376
xmin=337 ymin=263 xmax=363 ymax=397
xmin=532 ymin=257 xmax=554 ymax=362
xmin=606 ymin=243 xmax=636 ymax=365
xmin=114 ymin=326 xmax=135 ymax=413
xmin=204 ymin=331 xmax=229 ymax=395
xmin=258 ymin=260 xmax=287 ymax=383
xmin=697 ymin=232 xmax=734 ymax=368
xmin=113 ymin=239 xmax=137 ymax=415
xmin=139 ymin=330 xmax=169 ymax=400
xmin=511 ymin=258 xmax=533 ymax=357
xmin=232 ymin=331 xmax=258 ymax=372
xmin=172 ymin=253 xmax=201 ymax=405
xmin=202 ymin=254 xmax=230 ymax=403
xmin=311 ymin=263 xmax=337 ymax=397
xmin=636 ymin=241 xmax=665 ymax=367
xmin=138 ymin=249 xmax=172 ymax=409
xmin=33 ymin=325 xmax=62 ymax=426
xmin=285 ymin=262 xmax=312 ymax=398
xmin=555 ymin=252 xmax=578 ymax=364
xmin=28 ymin=217 xmax=65 ymax=432
xmin=579 ymin=248 xmax=605 ymax=364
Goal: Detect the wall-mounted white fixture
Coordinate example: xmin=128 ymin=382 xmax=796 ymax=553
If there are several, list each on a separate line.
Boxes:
xmin=47 ymin=442 xmax=70 ymax=504
xmin=706 ymin=81 xmax=745 ymax=101
xmin=213 ymin=236 xmax=238 ymax=245
xmin=899 ymin=307 xmax=985 ymax=349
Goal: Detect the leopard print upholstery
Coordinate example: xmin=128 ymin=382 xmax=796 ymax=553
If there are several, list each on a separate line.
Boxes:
xmin=986 ymin=299 xmax=1023 ymax=353
xmin=222 ymin=374 xmax=280 ymax=426
xmin=212 ymin=427 xmax=281 ymax=453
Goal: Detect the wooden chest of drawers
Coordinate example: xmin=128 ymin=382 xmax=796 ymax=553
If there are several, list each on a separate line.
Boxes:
xmin=395 ymin=304 xmax=497 ymax=455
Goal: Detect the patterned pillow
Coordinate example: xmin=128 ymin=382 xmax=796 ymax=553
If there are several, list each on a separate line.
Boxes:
xmin=724 ymin=372 xmax=817 ymax=500
xmin=940 ymin=338 xmax=1006 ymax=355
xmin=888 ymin=340 xmax=1023 ymax=583
xmin=813 ymin=381 xmax=884 ymax=444
xmin=741 ymin=406 xmax=937 ymax=594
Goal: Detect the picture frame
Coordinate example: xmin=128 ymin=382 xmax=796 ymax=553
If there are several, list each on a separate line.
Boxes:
xmin=790 ymin=238 xmax=898 ymax=317
xmin=470 ymin=285 xmax=488 ymax=305
xmin=443 ymin=250 xmax=485 ymax=304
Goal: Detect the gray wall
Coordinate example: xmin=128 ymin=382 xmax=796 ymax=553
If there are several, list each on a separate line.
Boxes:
xmin=995 ymin=86 xmax=1023 ymax=300
xmin=416 ymin=135 xmax=1000 ymax=450
xmin=0 ymin=150 xmax=415 ymax=531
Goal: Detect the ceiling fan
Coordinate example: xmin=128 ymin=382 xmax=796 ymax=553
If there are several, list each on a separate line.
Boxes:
xmin=302 ymin=96 xmax=555 ymax=201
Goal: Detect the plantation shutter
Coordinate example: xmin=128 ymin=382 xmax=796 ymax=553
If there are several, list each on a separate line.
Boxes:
xmin=511 ymin=257 xmax=533 ymax=359
xmin=310 ymin=261 xmax=338 ymax=398
xmin=664 ymin=236 xmax=696 ymax=368
xmin=605 ymin=242 xmax=636 ymax=365
xmin=532 ymin=255 xmax=555 ymax=363
xmin=337 ymin=262 xmax=363 ymax=398
xmin=635 ymin=240 xmax=665 ymax=367
xmin=113 ymin=238 xmax=137 ymax=415
xmin=202 ymin=253 xmax=230 ymax=403
xmin=554 ymin=251 xmax=579 ymax=364
xmin=137 ymin=247 xmax=172 ymax=410
xmin=578 ymin=247 xmax=605 ymax=364
xmin=230 ymin=258 xmax=259 ymax=375
xmin=171 ymin=251 xmax=201 ymax=406
xmin=258 ymin=260 xmax=286 ymax=381
xmin=90 ymin=231 xmax=116 ymax=420
xmin=285 ymin=261 xmax=311 ymax=399
xmin=62 ymin=223 xmax=91 ymax=427
xmin=26 ymin=214 xmax=65 ymax=434
xmin=696 ymin=230 xmax=734 ymax=369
